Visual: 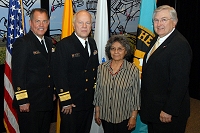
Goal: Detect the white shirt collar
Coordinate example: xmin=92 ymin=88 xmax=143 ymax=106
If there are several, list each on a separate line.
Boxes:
xmin=74 ymin=32 xmax=88 ymax=46
xmin=32 ymin=31 xmax=44 ymax=42
xmin=159 ymin=28 xmax=175 ymax=44
xmin=74 ymin=32 xmax=90 ymax=55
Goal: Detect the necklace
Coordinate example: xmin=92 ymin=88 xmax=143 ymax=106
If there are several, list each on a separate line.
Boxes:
xmin=109 ymin=60 xmax=123 ymax=76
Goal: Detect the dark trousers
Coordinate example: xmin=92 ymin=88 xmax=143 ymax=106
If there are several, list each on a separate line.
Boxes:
xmin=101 ymin=119 xmax=132 ymax=133
xmin=147 ymin=118 xmax=188 ymax=133
xmin=60 ymin=107 xmax=94 ymax=133
xmin=17 ymin=110 xmax=52 ymax=133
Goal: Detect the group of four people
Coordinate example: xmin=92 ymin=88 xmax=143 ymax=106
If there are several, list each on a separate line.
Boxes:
xmin=11 ymin=5 xmax=192 ymax=133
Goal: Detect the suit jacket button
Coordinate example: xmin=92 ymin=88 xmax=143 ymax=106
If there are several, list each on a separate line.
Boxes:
xmin=85 ymin=70 xmax=87 ymax=72
xmin=86 ymin=79 xmax=88 ymax=82
xmin=85 ymin=88 xmax=88 ymax=91
xmin=48 ymin=75 xmax=50 ymax=78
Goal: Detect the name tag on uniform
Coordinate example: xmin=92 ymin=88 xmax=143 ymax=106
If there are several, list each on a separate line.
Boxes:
xmin=33 ymin=50 xmax=41 ymax=55
xmin=72 ymin=53 xmax=80 ymax=58
xmin=93 ymin=50 xmax=98 ymax=55
xmin=52 ymin=47 xmax=56 ymax=52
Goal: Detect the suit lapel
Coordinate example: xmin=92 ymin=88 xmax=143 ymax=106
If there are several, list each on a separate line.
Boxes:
xmin=88 ymin=38 xmax=95 ymax=58
xmin=143 ymin=30 xmax=177 ymax=71
xmin=29 ymin=31 xmax=48 ymax=59
xmin=44 ymin=36 xmax=53 ymax=61
xmin=71 ymin=33 xmax=90 ymax=60
xmin=142 ymin=38 xmax=157 ymax=70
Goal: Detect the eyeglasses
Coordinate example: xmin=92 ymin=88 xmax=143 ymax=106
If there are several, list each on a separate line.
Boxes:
xmin=153 ymin=18 xmax=172 ymax=24
xmin=110 ymin=47 xmax=125 ymax=52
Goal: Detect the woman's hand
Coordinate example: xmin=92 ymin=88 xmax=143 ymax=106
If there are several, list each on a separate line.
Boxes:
xmin=127 ymin=117 xmax=136 ymax=130
xmin=127 ymin=116 xmax=136 ymax=130
xmin=94 ymin=106 xmax=101 ymax=125
xmin=95 ymin=111 xmax=101 ymax=125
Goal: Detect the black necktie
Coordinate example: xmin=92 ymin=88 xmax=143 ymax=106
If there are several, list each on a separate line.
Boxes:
xmin=85 ymin=41 xmax=89 ymax=57
xmin=41 ymin=40 xmax=47 ymax=53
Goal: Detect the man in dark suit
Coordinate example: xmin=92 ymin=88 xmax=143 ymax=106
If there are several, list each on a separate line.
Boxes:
xmin=12 ymin=8 xmax=55 ymax=133
xmin=140 ymin=5 xmax=192 ymax=133
xmin=54 ymin=10 xmax=99 ymax=133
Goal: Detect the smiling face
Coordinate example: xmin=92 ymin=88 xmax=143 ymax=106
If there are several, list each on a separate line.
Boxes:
xmin=110 ymin=41 xmax=127 ymax=61
xmin=153 ymin=9 xmax=177 ymax=38
xmin=73 ymin=10 xmax=92 ymax=40
xmin=29 ymin=11 xmax=49 ymax=39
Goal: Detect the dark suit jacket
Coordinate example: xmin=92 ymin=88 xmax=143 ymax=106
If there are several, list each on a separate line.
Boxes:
xmin=12 ymin=30 xmax=54 ymax=111
xmin=140 ymin=29 xmax=192 ymax=123
xmin=54 ymin=32 xmax=99 ymax=111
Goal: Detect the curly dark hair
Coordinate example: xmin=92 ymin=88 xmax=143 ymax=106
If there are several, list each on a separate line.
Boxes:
xmin=105 ymin=35 xmax=132 ymax=60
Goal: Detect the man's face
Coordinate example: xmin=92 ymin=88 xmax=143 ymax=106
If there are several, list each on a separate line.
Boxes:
xmin=29 ymin=11 xmax=49 ymax=39
xmin=153 ymin=9 xmax=177 ymax=38
xmin=73 ymin=11 xmax=92 ymax=40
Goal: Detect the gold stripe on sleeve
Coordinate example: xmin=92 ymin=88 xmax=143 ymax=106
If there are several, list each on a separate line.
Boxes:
xmin=15 ymin=90 xmax=28 ymax=100
xmin=58 ymin=91 xmax=71 ymax=102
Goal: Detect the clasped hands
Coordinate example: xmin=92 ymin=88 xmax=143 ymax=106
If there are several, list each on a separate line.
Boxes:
xmin=95 ymin=111 xmax=136 ymax=130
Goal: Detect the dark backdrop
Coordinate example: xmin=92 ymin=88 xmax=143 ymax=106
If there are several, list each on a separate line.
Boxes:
xmin=157 ymin=0 xmax=200 ymax=100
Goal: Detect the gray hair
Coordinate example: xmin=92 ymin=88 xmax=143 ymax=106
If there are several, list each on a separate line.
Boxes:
xmin=153 ymin=5 xmax=178 ymax=23
xmin=105 ymin=35 xmax=132 ymax=60
xmin=73 ymin=10 xmax=92 ymax=23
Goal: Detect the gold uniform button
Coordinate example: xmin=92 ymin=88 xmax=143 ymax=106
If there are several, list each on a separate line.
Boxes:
xmin=60 ymin=89 xmax=63 ymax=92
xmin=17 ymin=87 xmax=21 ymax=91
xmin=48 ymin=75 xmax=50 ymax=78
xmin=48 ymin=85 xmax=50 ymax=88
xmin=85 ymin=88 xmax=88 ymax=91
xmin=85 ymin=70 xmax=87 ymax=72
xmin=86 ymin=79 xmax=88 ymax=82
xmin=93 ymin=68 xmax=95 ymax=71
xmin=94 ymin=77 xmax=96 ymax=80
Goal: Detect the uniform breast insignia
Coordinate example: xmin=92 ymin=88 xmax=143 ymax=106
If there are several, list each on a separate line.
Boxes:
xmin=17 ymin=87 xmax=21 ymax=91
xmin=33 ymin=50 xmax=41 ymax=55
xmin=93 ymin=83 xmax=97 ymax=89
xmin=52 ymin=47 xmax=56 ymax=52
xmin=93 ymin=50 xmax=98 ymax=55
xmin=72 ymin=53 xmax=80 ymax=58
xmin=163 ymin=45 xmax=167 ymax=48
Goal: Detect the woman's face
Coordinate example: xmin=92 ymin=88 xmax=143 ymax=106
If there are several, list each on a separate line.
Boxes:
xmin=110 ymin=41 xmax=127 ymax=61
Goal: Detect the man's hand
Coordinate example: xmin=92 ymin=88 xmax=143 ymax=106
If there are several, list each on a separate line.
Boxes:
xmin=53 ymin=94 xmax=56 ymax=101
xmin=61 ymin=104 xmax=76 ymax=114
xmin=19 ymin=103 xmax=30 ymax=112
xmin=160 ymin=110 xmax=172 ymax=123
